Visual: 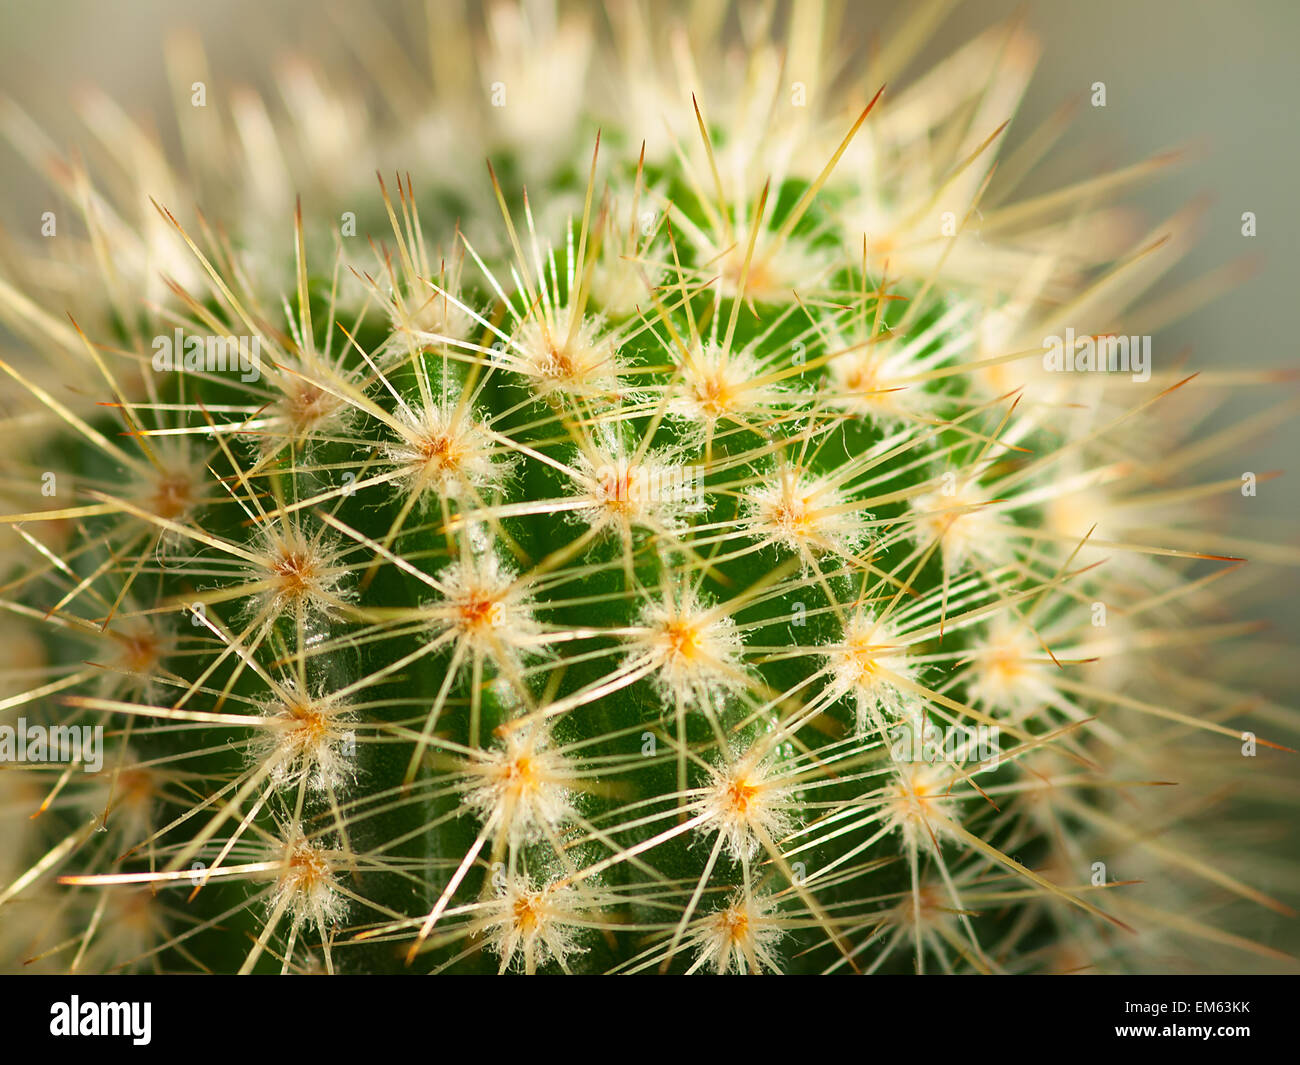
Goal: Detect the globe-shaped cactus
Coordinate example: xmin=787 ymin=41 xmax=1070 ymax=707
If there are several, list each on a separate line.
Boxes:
xmin=0 ymin=0 xmax=1294 ymax=976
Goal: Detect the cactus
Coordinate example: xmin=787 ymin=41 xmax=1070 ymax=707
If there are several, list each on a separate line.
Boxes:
xmin=0 ymin=1 xmax=1295 ymax=975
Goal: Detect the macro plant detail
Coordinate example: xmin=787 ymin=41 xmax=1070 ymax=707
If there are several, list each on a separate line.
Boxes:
xmin=0 ymin=0 xmax=1295 ymax=976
